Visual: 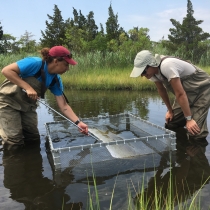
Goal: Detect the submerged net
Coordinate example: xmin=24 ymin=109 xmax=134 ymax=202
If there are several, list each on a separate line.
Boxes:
xmin=45 ymin=113 xmax=176 ymax=174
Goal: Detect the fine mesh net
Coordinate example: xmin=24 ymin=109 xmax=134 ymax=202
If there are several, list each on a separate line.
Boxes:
xmin=45 ymin=113 xmax=176 ymax=171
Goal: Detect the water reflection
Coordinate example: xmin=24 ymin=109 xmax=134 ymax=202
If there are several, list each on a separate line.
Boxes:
xmin=134 ymin=127 xmax=210 ymax=209
xmin=0 ymin=90 xmax=210 ymax=209
xmin=2 ymin=144 xmax=84 ymax=210
xmin=45 ymin=90 xmax=162 ymax=120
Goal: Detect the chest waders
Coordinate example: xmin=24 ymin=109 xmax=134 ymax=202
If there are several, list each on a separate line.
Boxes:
xmin=0 ymin=62 xmax=63 ymax=148
xmin=160 ymin=59 xmax=210 ymax=145
xmin=0 ymin=77 xmax=41 ymax=148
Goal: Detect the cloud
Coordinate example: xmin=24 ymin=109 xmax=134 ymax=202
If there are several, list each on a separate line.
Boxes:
xmin=194 ymin=8 xmax=210 ymax=33
xmin=124 ymin=6 xmax=210 ymax=42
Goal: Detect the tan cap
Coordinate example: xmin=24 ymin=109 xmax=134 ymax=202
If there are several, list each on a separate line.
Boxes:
xmin=130 ymin=50 xmax=161 ymax=77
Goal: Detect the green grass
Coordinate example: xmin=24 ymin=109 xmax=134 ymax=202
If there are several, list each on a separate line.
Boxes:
xmin=86 ymin=165 xmax=210 ymax=210
xmin=84 ymin=153 xmax=210 ymax=210
xmin=1 ymin=53 xmax=210 ymax=91
xmin=61 ymin=66 xmax=157 ymax=91
xmin=60 ymin=65 xmax=210 ymax=91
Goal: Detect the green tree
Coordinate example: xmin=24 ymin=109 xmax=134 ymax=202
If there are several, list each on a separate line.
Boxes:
xmin=19 ymin=30 xmax=36 ymax=52
xmin=64 ymin=8 xmax=87 ymax=53
xmin=168 ymin=0 xmax=210 ymax=62
xmin=105 ymin=3 xmax=125 ymax=46
xmin=86 ymin=11 xmax=98 ymax=42
xmin=65 ymin=18 xmax=85 ymax=53
xmin=73 ymin=8 xmax=87 ymax=29
xmin=118 ymin=27 xmax=151 ymax=58
xmin=0 ymin=22 xmax=3 ymax=40
xmin=89 ymin=23 xmax=107 ymax=52
xmin=0 ymin=21 xmax=4 ymax=53
xmin=0 ymin=34 xmax=17 ymax=53
xmin=65 ymin=8 xmax=100 ymax=53
xmin=40 ymin=4 xmax=66 ymax=47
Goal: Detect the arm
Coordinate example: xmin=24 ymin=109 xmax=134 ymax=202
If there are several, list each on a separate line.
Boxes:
xmin=2 ymin=63 xmax=38 ymax=100
xmin=170 ymin=78 xmax=200 ymax=135
xmin=55 ymin=95 xmax=88 ymax=135
xmin=155 ymin=81 xmax=174 ymax=123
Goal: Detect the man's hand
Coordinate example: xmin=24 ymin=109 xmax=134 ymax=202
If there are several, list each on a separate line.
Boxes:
xmin=186 ymin=119 xmax=200 ymax=135
xmin=165 ymin=110 xmax=174 ymax=124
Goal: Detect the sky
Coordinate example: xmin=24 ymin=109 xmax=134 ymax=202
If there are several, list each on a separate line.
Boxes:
xmin=1 ymin=0 xmax=210 ymax=42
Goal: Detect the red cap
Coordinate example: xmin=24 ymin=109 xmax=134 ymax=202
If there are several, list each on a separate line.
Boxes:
xmin=49 ymin=46 xmax=77 ymax=65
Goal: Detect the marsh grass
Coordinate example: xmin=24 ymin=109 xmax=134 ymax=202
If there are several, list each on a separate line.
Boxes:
xmin=0 ymin=53 xmax=210 ymax=90
xmin=86 ymin=160 xmax=210 ymax=210
xmin=61 ymin=66 xmax=157 ymax=91
xmin=87 ymin=174 xmax=207 ymax=210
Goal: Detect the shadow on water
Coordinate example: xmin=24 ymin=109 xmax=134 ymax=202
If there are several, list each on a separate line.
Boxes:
xmin=1 ymin=144 xmax=83 ymax=210
xmin=134 ymin=127 xmax=210 ymax=210
xmin=0 ymin=90 xmax=210 ymax=209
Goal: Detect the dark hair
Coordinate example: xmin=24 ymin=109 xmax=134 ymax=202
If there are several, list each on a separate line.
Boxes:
xmin=40 ymin=48 xmax=64 ymax=63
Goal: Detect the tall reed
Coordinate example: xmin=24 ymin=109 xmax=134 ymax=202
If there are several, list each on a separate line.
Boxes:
xmin=0 ymin=52 xmax=210 ymax=91
xmin=86 ymin=165 xmax=208 ymax=210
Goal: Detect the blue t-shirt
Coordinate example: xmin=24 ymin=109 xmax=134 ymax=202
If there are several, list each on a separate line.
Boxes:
xmin=16 ymin=57 xmax=63 ymax=96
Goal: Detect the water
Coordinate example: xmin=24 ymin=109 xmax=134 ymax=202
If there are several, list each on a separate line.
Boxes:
xmin=0 ymin=90 xmax=210 ymax=210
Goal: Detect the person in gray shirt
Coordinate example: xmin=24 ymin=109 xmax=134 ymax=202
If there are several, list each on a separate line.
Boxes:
xmin=130 ymin=50 xmax=210 ymax=146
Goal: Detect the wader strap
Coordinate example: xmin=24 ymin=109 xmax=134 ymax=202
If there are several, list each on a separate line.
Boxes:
xmin=159 ymin=56 xmax=192 ymax=79
xmin=34 ymin=61 xmax=69 ymax=103
xmin=50 ymin=77 xmax=69 ymax=104
xmin=34 ymin=61 xmax=46 ymax=99
xmin=158 ymin=56 xmax=170 ymax=79
xmin=40 ymin=68 xmax=47 ymax=99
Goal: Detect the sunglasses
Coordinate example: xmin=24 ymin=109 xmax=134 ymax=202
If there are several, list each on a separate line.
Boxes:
xmin=52 ymin=53 xmax=73 ymax=60
xmin=63 ymin=53 xmax=72 ymax=59
xmin=141 ymin=65 xmax=149 ymax=75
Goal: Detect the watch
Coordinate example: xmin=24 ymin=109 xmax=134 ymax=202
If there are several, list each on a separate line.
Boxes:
xmin=74 ymin=120 xmax=80 ymax=125
xmin=185 ymin=116 xmax=192 ymax=121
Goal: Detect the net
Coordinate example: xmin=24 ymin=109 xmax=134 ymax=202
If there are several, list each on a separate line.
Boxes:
xmin=45 ymin=113 xmax=176 ymax=172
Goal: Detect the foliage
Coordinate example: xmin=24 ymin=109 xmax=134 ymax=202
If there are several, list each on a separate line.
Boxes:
xmin=19 ymin=31 xmax=37 ymax=53
xmin=0 ymin=22 xmax=3 ymax=40
xmin=0 ymin=21 xmax=4 ymax=53
xmin=167 ymin=0 xmax=210 ymax=63
xmin=0 ymin=34 xmax=14 ymax=53
xmin=106 ymin=4 xmax=124 ymax=45
xmin=64 ymin=8 xmax=100 ymax=53
xmin=2 ymin=1 xmax=210 ymax=65
xmin=40 ymin=4 xmax=66 ymax=47
xmin=1 ymin=52 xmax=210 ymax=91
xmin=119 ymin=27 xmax=151 ymax=58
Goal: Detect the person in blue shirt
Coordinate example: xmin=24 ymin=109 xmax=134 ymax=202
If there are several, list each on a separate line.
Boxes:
xmin=0 ymin=46 xmax=88 ymax=150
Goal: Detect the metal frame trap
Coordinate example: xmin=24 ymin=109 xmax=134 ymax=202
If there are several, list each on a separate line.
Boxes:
xmin=45 ymin=113 xmax=176 ymax=172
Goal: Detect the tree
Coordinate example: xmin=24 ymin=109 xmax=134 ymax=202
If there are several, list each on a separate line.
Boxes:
xmin=65 ymin=8 xmax=100 ymax=53
xmin=86 ymin=11 xmax=98 ymax=42
xmin=19 ymin=31 xmax=36 ymax=52
xmin=64 ymin=8 xmax=87 ymax=53
xmin=168 ymin=0 xmax=210 ymax=62
xmin=105 ymin=3 xmax=124 ymax=44
xmin=119 ymin=27 xmax=151 ymax=57
xmin=0 ymin=21 xmax=4 ymax=53
xmin=0 ymin=22 xmax=3 ymax=40
xmin=40 ymin=4 xmax=66 ymax=47
xmin=0 ymin=34 xmax=16 ymax=53
xmin=87 ymin=23 xmax=107 ymax=52
xmin=72 ymin=7 xmax=87 ymax=29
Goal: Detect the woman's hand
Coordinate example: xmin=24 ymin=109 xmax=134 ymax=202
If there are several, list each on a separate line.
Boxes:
xmin=186 ymin=119 xmax=200 ymax=135
xmin=165 ymin=110 xmax=174 ymax=124
xmin=25 ymin=88 xmax=38 ymax=100
xmin=77 ymin=121 xmax=88 ymax=135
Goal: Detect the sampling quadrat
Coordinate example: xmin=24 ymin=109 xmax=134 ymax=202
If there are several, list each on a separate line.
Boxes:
xmin=45 ymin=113 xmax=176 ymax=172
